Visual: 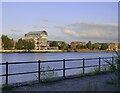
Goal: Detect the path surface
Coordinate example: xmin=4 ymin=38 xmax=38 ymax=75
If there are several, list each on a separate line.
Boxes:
xmin=9 ymin=73 xmax=116 ymax=91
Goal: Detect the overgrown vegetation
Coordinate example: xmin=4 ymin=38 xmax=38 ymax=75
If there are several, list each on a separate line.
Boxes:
xmin=1 ymin=84 xmax=11 ymax=91
xmin=79 ymin=66 xmax=110 ymax=77
xmin=34 ymin=65 xmax=57 ymax=83
xmin=106 ymin=52 xmax=120 ymax=91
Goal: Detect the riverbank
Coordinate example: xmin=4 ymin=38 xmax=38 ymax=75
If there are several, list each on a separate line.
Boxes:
xmin=0 ymin=49 xmax=119 ymax=53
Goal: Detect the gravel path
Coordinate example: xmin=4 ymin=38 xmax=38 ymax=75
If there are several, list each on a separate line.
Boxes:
xmin=9 ymin=73 xmax=116 ymax=91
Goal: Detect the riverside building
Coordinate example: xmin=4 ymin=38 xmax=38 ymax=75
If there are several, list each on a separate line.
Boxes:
xmin=25 ymin=31 xmax=48 ymax=50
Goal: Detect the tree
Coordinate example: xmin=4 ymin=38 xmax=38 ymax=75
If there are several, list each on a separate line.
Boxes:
xmin=15 ymin=38 xmax=23 ymax=49
xmin=1 ymin=35 xmax=14 ymax=49
xmin=15 ymin=38 xmax=35 ymax=50
xmin=86 ymin=41 xmax=92 ymax=50
xmin=61 ymin=42 xmax=66 ymax=50
xmin=92 ymin=43 xmax=100 ymax=50
xmin=51 ymin=41 xmax=58 ymax=47
xmin=76 ymin=44 xmax=85 ymax=49
xmin=100 ymin=43 xmax=108 ymax=50
xmin=27 ymin=39 xmax=35 ymax=50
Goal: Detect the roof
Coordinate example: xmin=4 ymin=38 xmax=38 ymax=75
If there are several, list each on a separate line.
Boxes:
xmin=27 ymin=31 xmax=48 ymax=35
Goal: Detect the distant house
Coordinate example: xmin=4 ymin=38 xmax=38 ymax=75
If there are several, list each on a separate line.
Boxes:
xmin=70 ymin=42 xmax=86 ymax=49
xmin=47 ymin=40 xmax=69 ymax=50
xmin=25 ymin=31 xmax=48 ymax=50
xmin=107 ymin=43 xmax=118 ymax=51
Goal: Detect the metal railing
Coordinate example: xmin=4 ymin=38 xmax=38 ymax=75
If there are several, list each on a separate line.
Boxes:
xmin=0 ymin=56 xmax=115 ymax=85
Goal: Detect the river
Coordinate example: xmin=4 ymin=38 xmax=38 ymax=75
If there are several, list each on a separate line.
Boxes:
xmin=0 ymin=52 xmax=115 ymax=84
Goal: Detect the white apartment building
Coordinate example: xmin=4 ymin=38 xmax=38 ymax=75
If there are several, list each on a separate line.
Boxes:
xmin=25 ymin=31 xmax=48 ymax=50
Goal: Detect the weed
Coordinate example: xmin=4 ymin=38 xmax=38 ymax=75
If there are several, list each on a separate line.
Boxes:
xmin=1 ymin=84 xmax=11 ymax=90
xmin=33 ymin=65 xmax=57 ymax=82
xmin=106 ymin=51 xmax=120 ymax=91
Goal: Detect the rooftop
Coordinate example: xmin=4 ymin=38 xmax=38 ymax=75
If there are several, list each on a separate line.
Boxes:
xmin=27 ymin=31 xmax=48 ymax=35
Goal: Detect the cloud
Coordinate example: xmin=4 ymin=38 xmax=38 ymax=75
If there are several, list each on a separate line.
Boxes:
xmin=56 ymin=22 xmax=118 ymax=42
xmin=10 ymin=28 xmax=21 ymax=33
xmin=64 ymin=29 xmax=79 ymax=37
xmin=33 ymin=25 xmax=47 ymax=28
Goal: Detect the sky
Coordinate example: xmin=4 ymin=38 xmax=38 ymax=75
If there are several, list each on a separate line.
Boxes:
xmin=1 ymin=2 xmax=119 ymax=43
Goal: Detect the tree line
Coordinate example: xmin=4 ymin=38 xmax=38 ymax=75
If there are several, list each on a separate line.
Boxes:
xmin=1 ymin=35 xmax=120 ymax=50
xmin=1 ymin=35 xmax=35 ymax=50
xmin=76 ymin=41 xmax=109 ymax=50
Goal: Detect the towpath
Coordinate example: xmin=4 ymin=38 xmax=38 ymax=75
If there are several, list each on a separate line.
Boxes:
xmin=7 ymin=73 xmax=117 ymax=91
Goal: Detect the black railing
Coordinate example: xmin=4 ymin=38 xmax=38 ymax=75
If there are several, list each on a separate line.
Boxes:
xmin=0 ymin=56 xmax=115 ymax=85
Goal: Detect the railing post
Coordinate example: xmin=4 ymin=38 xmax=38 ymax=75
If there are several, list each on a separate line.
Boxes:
xmin=38 ymin=60 xmax=41 ymax=82
xmin=99 ymin=57 xmax=101 ymax=72
xmin=63 ymin=59 xmax=65 ymax=78
xmin=83 ymin=58 xmax=85 ymax=74
xmin=6 ymin=62 xmax=8 ymax=85
xmin=112 ymin=57 xmax=114 ymax=64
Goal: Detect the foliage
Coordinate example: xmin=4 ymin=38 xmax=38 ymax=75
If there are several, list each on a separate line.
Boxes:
xmin=92 ymin=43 xmax=100 ymax=50
xmin=1 ymin=35 xmax=14 ymax=50
xmin=50 ymin=41 xmax=58 ymax=47
xmin=40 ymin=66 xmax=57 ymax=81
xmin=100 ymin=43 xmax=108 ymax=50
xmin=1 ymin=84 xmax=11 ymax=90
xmin=76 ymin=44 xmax=86 ymax=49
xmin=34 ymin=65 xmax=57 ymax=82
xmin=15 ymin=38 xmax=23 ymax=49
xmin=106 ymin=52 xmax=120 ymax=91
xmin=86 ymin=41 xmax=92 ymax=50
xmin=15 ymin=38 xmax=35 ymax=50
xmin=60 ymin=42 xmax=68 ymax=50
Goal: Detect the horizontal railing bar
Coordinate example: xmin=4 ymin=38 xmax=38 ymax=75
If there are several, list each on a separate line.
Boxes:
xmin=0 ymin=63 xmax=110 ymax=77
xmin=85 ymin=65 xmax=99 ymax=68
xmin=0 ymin=63 xmax=6 ymax=65
xmin=65 ymin=67 xmax=83 ymax=70
xmin=65 ymin=59 xmax=83 ymax=61
xmin=7 ymin=71 xmax=38 ymax=76
xmin=0 ymin=74 xmax=6 ymax=77
xmin=0 ymin=61 xmax=38 ymax=65
xmin=40 ymin=60 xmax=63 ymax=63
xmin=85 ymin=58 xmax=99 ymax=60
xmin=40 ymin=68 xmax=64 ymax=72
xmin=101 ymin=64 xmax=109 ymax=66
xmin=101 ymin=57 xmax=113 ymax=59
xmin=8 ymin=61 xmax=38 ymax=65
xmin=85 ymin=57 xmax=112 ymax=60
xmin=0 ymin=57 xmax=114 ymax=65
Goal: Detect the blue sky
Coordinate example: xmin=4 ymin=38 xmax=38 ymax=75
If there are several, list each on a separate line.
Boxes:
xmin=2 ymin=2 xmax=118 ymax=43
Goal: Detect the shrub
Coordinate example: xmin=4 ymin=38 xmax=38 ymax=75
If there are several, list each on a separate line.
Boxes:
xmin=106 ymin=52 xmax=120 ymax=91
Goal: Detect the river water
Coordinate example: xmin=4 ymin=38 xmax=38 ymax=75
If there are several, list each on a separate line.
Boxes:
xmin=1 ymin=52 xmax=115 ymax=84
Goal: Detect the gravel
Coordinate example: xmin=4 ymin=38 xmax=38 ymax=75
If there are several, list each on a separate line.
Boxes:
xmin=9 ymin=73 xmax=117 ymax=91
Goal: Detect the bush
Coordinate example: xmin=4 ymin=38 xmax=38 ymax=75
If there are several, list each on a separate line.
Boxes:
xmin=106 ymin=52 xmax=120 ymax=91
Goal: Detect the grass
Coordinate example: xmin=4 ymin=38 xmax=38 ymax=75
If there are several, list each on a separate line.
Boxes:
xmin=79 ymin=65 xmax=111 ymax=77
xmin=1 ymin=84 xmax=12 ymax=91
